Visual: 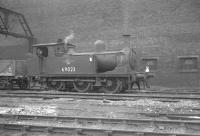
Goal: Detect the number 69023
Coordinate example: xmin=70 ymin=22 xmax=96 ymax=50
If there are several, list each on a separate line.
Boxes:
xmin=61 ymin=66 xmax=76 ymax=72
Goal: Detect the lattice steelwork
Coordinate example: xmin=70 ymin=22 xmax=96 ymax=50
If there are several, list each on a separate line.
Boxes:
xmin=0 ymin=7 xmax=35 ymax=52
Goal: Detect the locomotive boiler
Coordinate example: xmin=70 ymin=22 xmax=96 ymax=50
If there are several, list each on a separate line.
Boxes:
xmin=27 ymin=39 xmax=137 ymax=93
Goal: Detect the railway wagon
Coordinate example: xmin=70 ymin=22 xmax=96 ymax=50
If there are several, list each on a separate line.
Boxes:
xmin=27 ymin=41 xmax=137 ymax=93
xmin=0 ymin=60 xmax=28 ymax=89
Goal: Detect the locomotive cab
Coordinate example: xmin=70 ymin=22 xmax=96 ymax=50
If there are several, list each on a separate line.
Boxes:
xmin=33 ymin=40 xmax=76 ymax=57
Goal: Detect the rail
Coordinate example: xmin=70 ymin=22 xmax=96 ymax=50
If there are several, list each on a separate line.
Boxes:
xmin=0 ymin=114 xmax=200 ymax=136
xmin=0 ymin=91 xmax=200 ymax=101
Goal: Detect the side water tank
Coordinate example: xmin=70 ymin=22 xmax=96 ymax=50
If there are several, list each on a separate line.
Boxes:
xmin=95 ymin=54 xmax=117 ymax=73
xmin=95 ymin=48 xmax=136 ymax=73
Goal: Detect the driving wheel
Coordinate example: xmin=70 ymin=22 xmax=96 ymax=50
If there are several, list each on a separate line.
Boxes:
xmin=48 ymin=81 xmax=66 ymax=91
xmin=73 ymin=81 xmax=91 ymax=93
xmin=101 ymin=78 xmax=122 ymax=94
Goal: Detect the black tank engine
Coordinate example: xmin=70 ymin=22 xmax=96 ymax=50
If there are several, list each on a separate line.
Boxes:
xmin=26 ymin=39 xmax=137 ymax=93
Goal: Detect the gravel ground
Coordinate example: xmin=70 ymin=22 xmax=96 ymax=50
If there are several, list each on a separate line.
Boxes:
xmin=0 ymin=96 xmax=199 ymax=135
xmin=0 ymin=97 xmax=199 ymax=119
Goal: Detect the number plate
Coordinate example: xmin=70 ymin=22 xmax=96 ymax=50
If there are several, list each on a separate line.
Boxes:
xmin=61 ymin=66 xmax=76 ymax=72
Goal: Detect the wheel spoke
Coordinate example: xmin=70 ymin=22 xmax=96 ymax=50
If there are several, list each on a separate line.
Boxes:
xmin=73 ymin=81 xmax=91 ymax=93
xmin=47 ymin=81 xmax=66 ymax=91
xmin=101 ymin=78 xmax=122 ymax=94
xmin=57 ymin=82 xmax=66 ymax=91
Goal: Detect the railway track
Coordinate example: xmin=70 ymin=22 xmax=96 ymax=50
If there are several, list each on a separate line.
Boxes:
xmin=128 ymin=87 xmax=200 ymax=94
xmin=3 ymin=87 xmax=200 ymax=95
xmin=134 ymin=90 xmax=200 ymax=95
xmin=2 ymin=123 xmax=200 ymax=136
xmin=0 ymin=113 xmax=200 ymax=136
xmin=0 ymin=91 xmax=200 ymax=101
xmin=139 ymin=112 xmax=200 ymax=119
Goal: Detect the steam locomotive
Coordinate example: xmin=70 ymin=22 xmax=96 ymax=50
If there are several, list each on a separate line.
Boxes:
xmin=0 ymin=38 xmax=150 ymax=93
